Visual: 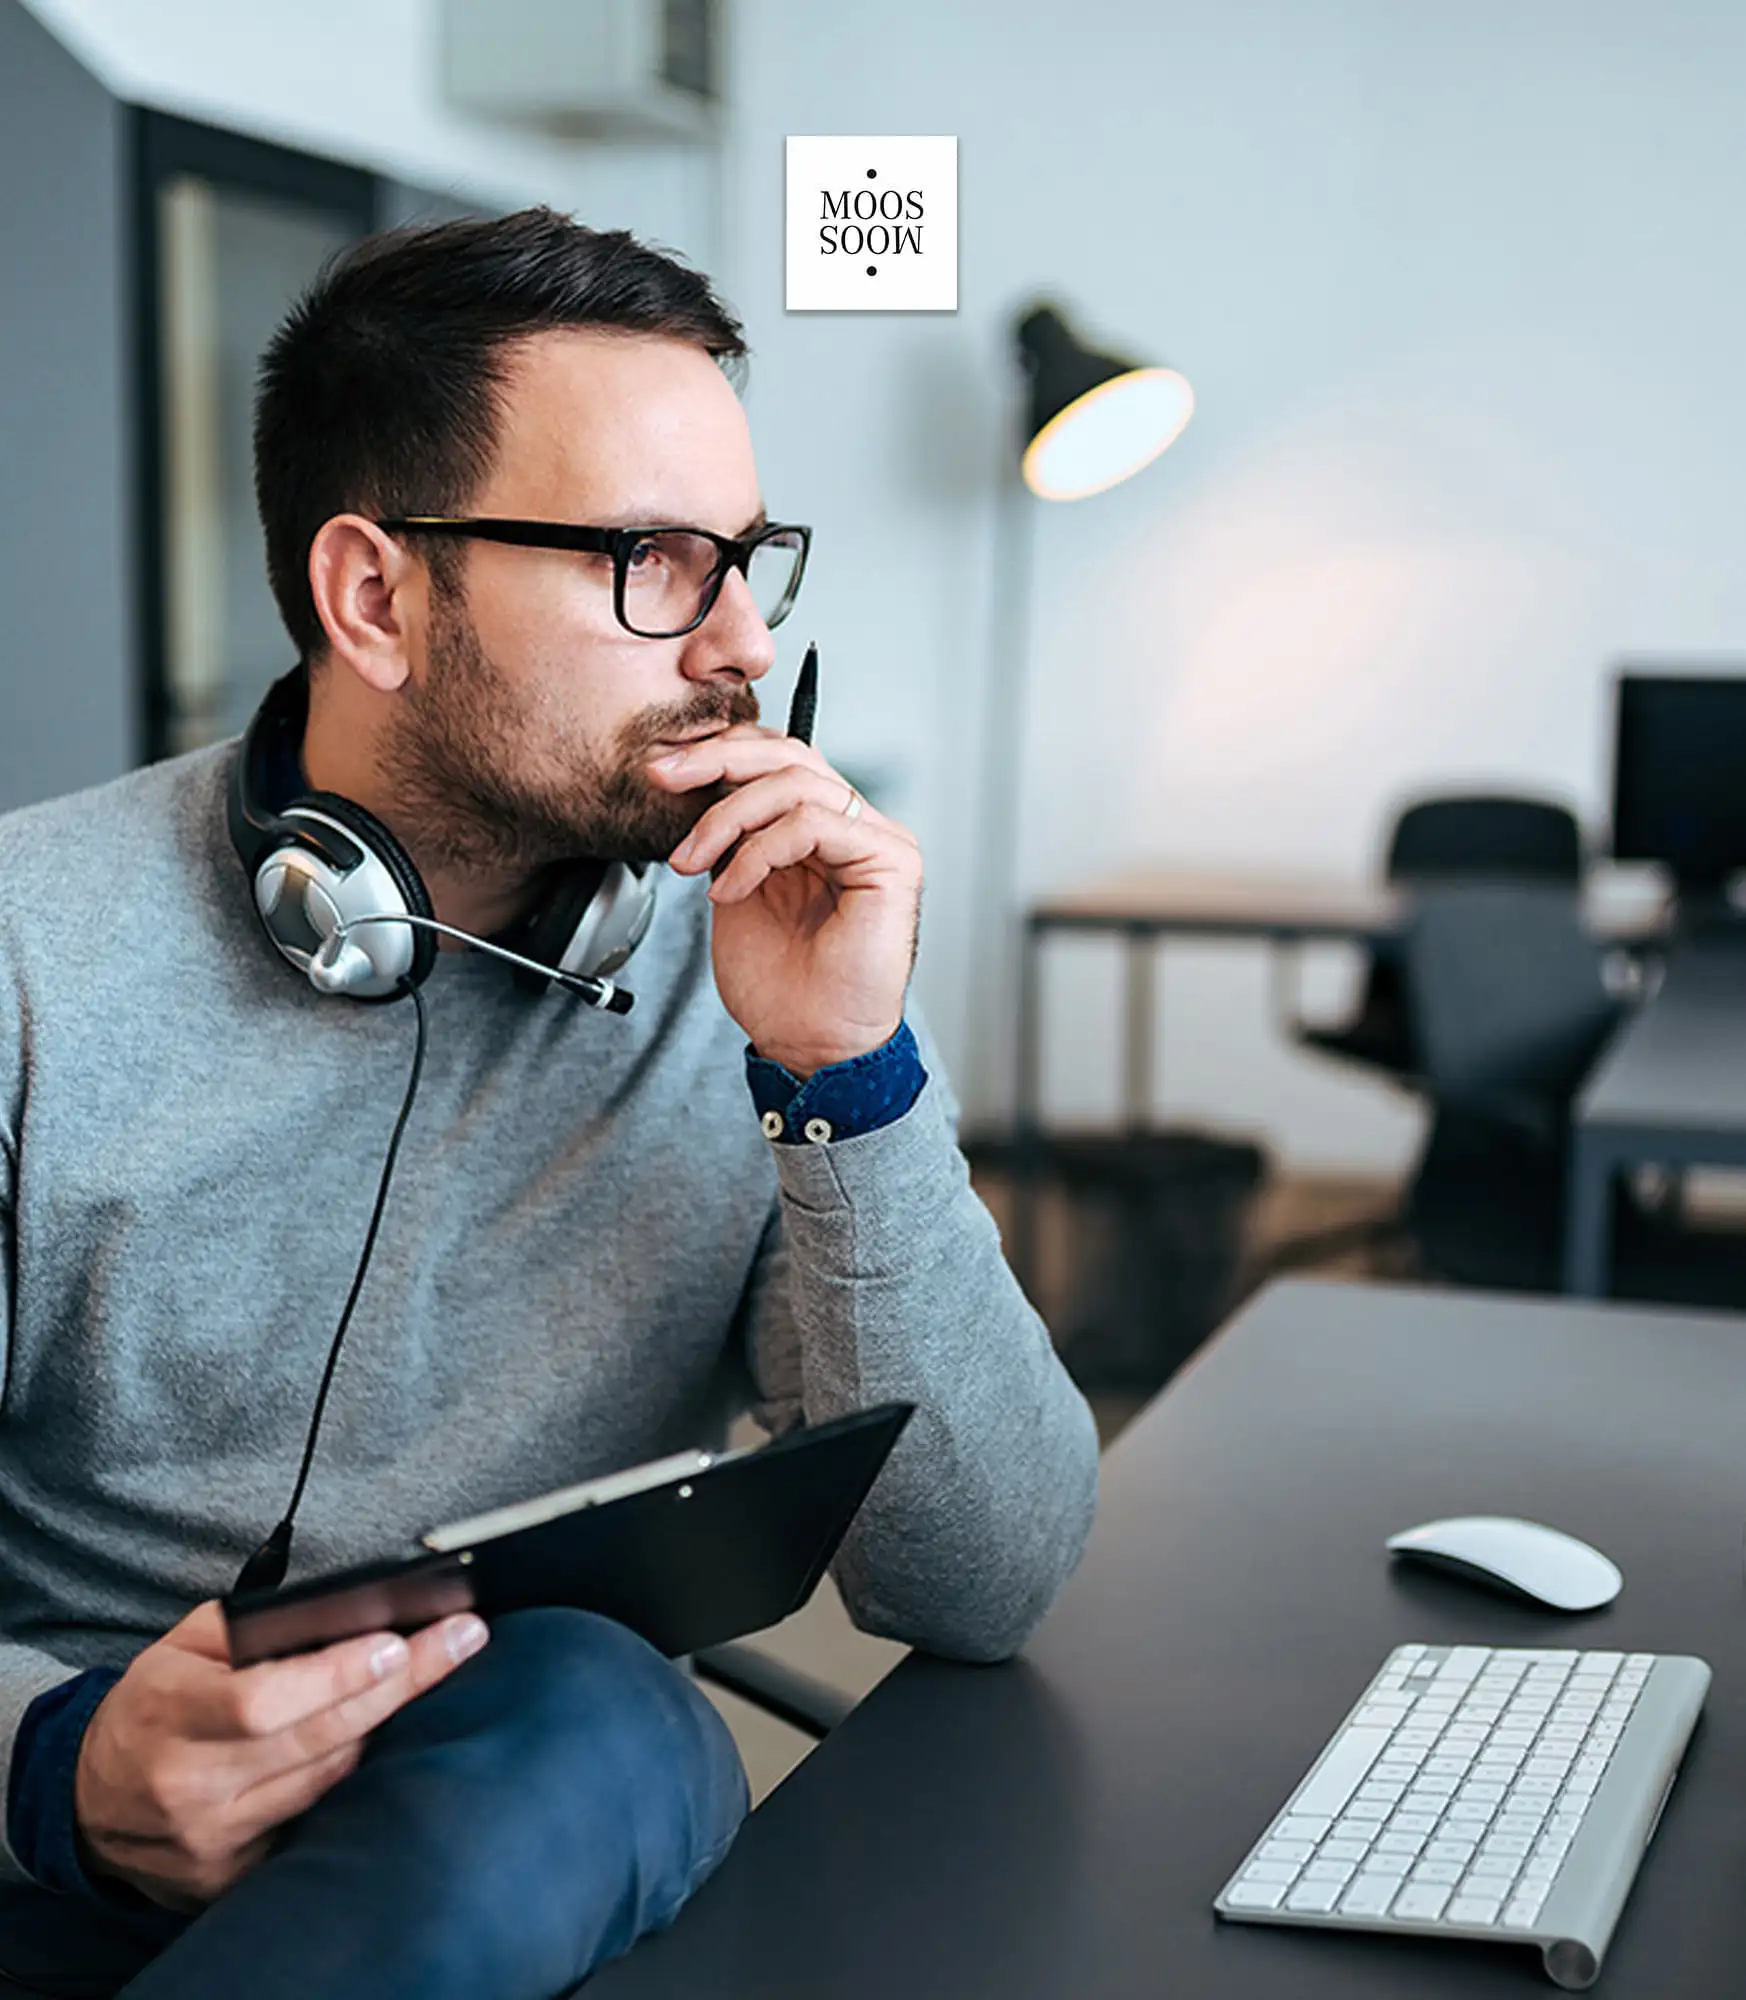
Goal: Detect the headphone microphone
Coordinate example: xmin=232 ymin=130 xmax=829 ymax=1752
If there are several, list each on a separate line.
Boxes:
xmin=309 ymin=915 xmax=634 ymax=1012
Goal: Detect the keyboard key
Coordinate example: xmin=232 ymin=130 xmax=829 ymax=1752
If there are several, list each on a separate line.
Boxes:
xmin=1444 ymin=1801 xmax=1495 ymax=1824
xmin=1410 ymin=1861 xmax=1464 ymax=1885
xmin=1447 ymin=1895 xmax=1503 ymax=1926
xmin=1439 ymin=1647 xmax=1490 ymax=1680
xmin=1239 ymin=1858 xmax=1301 ymax=1883
xmin=1360 ymin=1852 xmax=1413 ymax=1879
xmin=1319 ymin=1838 xmax=1369 ymax=1862
xmin=1274 ymin=1816 xmax=1333 ymax=1842
xmin=1503 ymin=1895 xmax=1547 ymax=1930
xmin=1339 ymin=1878 xmax=1399 ymax=1917
xmin=1300 ymin=1859 xmax=1356 ymax=1884
xmin=1260 ymin=1839 xmax=1315 ymax=1863
xmin=1286 ymin=1881 xmax=1343 ymax=1913
xmin=1354 ymin=1783 xmax=1407 ymax=1808
xmin=1467 ymin=1855 xmax=1521 ymax=1882
xmin=1226 ymin=1880 xmax=1288 ymax=1910
xmin=1391 ymin=1884 xmax=1451 ymax=1921
xmin=1291 ymin=1727 xmax=1394 ymax=1819
xmin=1424 ymin=1838 xmax=1478 ymax=1863
xmin=1373 ymin=1831 xmax=1426 ymax=1855
xmin=1405 ymin=1782 xmax=1457 ymax=1807
xmin=1343 ymin=1800 xmax=1390 ymax=1822
xmin=1480 ymin=1833 xmax=1533 ymax=1857
xmin=1356 ymin=1702 xmax=1412 ymax=1727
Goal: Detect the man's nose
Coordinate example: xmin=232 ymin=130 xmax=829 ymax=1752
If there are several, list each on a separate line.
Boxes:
xmin=679 ymin=564 xmax=777 ymax=684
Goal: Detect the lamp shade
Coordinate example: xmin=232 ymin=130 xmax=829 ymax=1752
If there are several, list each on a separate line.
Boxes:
xmin=1014 ymin=303 xmax=1193 ymax=500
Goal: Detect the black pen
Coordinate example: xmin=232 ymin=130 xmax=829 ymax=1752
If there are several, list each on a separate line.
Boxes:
xmin=786 ymin=640 xmax=819 ymax=746
xmin=711 ymin=643 xmax=819 ymax=885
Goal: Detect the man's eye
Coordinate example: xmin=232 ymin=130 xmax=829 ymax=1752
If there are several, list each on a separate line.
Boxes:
xmin=628 ymin=539 xmax=663 ymax=569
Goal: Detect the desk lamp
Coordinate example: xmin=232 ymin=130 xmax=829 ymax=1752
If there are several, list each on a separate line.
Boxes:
xmin=968 ymin=300 xmax=1193 ymax=1129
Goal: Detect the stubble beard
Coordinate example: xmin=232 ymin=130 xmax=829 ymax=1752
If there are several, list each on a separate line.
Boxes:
xmin=381 ymin=591 xmax=760 ymax=873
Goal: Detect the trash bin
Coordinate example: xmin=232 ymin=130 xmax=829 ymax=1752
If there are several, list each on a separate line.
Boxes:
xmin=970 ymin=1129 xmax=1268 ymax=1393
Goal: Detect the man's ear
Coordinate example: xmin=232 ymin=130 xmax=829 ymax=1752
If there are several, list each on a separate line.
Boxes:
xmin=307 ymin=515 xmax=427 ymax=693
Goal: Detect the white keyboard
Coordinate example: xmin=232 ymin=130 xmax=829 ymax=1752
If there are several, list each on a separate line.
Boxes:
xmin=1214 ymin=1644 xmax=1710 ymax=1990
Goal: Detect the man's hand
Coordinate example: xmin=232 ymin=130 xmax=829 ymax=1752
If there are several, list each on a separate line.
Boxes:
xmin=652 ymin=724 xmax=922 ymax=1077
xmin=75 ymin=1599 xmax=487 ymax=1912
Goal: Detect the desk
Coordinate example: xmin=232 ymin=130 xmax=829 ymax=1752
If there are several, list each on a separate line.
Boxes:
xmin=1020 ymin=868 xmax=1670 ymax=1136
xmin=1564 ymin=945 xmax=1746 ymax=1295
xmin=592 ymin=1278 xmax=1746 ymax=1998
xmin=1012 ymin=870 xmax=1670 ymax=1289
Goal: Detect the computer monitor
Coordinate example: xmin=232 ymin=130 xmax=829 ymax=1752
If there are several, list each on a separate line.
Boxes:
xmin=1611 ymin=670 xmax=1746 ymax=892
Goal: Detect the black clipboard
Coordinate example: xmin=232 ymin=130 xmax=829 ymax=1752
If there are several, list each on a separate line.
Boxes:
xmin=224 ymin=1403 xmax=913 ymax=1669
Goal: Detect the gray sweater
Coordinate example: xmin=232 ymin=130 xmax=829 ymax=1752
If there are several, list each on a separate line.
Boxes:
xmin=0 ymin=744 xmax=1099 ymax=1883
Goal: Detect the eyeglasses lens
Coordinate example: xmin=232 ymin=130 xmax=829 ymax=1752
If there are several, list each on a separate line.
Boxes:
xmin=622 ymin=530 xmax=804 ymax=636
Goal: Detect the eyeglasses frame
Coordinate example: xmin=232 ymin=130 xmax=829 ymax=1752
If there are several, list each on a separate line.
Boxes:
xmin=374 ymin=515 xmax=812 ymax=639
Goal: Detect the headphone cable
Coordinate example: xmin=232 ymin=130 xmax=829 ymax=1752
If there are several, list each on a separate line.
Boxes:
xmin=231 ymin=979 xmax=429 ymax=1599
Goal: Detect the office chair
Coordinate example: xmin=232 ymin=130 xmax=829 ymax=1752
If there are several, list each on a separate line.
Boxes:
xmin=1294 ymin=794 xmax=1585 ymax=1084
xmin=1399 ymin=880 xmax=1626 ymax=1291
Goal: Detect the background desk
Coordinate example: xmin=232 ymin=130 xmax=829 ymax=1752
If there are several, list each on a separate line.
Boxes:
xmin=1565 ymin=944 xmax=1746 ymax=1295
xmin=593 ymin=1279 xmax=1746 ymax=1998
xmin=1020 ymin=868 xmax=1670 ymax=1136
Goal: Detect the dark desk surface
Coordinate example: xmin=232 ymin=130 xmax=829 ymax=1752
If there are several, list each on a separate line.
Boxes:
xmin=1580 ymin=944 xmax=1746 ymax=1141
xmin=1029 ymin=866 xmax=1671 ymax=946
xmin=594 ymin=1279 xmax=1746 ymax=1999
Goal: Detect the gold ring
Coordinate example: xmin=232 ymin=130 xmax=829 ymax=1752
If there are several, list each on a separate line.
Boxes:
xmin=842 ymin=787 xmax=864 ymax=822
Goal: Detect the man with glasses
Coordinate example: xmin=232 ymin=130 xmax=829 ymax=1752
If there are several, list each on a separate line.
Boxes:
xmin=0 ymin=209 xmax=1098 ymax=1999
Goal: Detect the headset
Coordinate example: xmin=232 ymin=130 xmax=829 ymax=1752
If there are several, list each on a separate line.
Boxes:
xmin=227 ymin=665 xmax=654 ymax=1012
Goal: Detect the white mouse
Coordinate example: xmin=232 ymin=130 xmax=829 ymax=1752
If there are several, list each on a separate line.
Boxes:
xmin=1385 ymin=1516 xmax=1622 ymax=1612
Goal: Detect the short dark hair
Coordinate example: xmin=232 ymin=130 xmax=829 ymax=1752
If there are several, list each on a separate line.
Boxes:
xmin=253 ymin=206 xmax=750 ymax=660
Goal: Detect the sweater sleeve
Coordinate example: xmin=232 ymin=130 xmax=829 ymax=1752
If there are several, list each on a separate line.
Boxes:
xmin=740 ymin=1010 xmax=1100 ymax=1663
xmin=0 ymin=1119 xmax=95 ymax=1886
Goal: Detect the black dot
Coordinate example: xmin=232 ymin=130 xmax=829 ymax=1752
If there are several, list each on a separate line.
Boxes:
xmin=867 ymin=168 xmax=876 ymax=179
xmin=866 ymin=265 xmax=877 ymax=276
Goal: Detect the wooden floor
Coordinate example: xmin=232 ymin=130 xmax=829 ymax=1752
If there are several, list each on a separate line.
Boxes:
xmin=701 ymin=1163 xmax=1404 ymax=1805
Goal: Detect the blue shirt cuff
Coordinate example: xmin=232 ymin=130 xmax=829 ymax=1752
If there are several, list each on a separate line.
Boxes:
xmin=745 ymin=1018 xmax=927 ymax=1144
xmin=8 ymin=1666 xmax=125 ymax=1902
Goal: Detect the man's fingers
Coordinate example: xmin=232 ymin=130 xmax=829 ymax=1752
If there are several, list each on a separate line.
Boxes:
xmin=233 ymin=1736 xmax=363 ymax=1832
xmin=708 ymin=804 xmax=912 ymax=906
xmin=162 ymin=1600 xmax=235 ymax=1663
xmin=669 ymin=769 xmax=888 ymax=875
xmin=253 ymin=1614 xmax=486 ymax=1775
xmin=192 ymin=1626 xmax=415 ymax=1744
xmin=646 ymin=728 xmax=833 ymax=793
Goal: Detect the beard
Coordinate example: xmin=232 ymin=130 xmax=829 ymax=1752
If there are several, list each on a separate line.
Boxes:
xmin=380 ymin=591 xmax=760 ymax=873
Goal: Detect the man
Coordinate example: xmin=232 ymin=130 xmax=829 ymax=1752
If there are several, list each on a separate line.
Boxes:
xmin=0 ymin=208 xmax=1098 ymax=1997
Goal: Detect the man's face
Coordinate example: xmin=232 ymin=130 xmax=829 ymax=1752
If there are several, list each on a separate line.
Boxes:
xmin=383 ymin=328 xmax=777 ymax=871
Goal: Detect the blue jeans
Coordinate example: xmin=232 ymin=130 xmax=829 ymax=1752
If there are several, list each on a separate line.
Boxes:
xmin=0 ymin=1608 xmax=749 ymax=1999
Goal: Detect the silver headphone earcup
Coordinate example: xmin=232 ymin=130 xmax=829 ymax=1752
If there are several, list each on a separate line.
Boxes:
xmin=256 ymin=805 xmax=432 ymax=999
xmin=556 ymin=863 xmax=658 ymax=981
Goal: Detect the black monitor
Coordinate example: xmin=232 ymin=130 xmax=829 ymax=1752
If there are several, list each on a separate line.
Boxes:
xmin=1612 ymin=670 xmax=1746 ymax=892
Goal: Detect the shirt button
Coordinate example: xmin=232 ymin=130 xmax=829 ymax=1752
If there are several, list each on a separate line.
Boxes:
xmin=803 ymin=1117 xmax=833 ymax=1144
xmin=760 ymin=1110 xmax=785 ymax=1140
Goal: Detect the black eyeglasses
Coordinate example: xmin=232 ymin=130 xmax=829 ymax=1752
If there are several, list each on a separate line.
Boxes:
xmin=375 ymin=516 xmax=812 ymax=639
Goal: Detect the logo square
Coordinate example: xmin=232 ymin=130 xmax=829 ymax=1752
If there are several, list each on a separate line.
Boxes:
xmin=785 ymin=136 xmax=957 ymax=313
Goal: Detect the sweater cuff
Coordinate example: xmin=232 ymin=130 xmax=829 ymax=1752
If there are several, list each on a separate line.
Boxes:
xmin=8 ymin=1666 xmax=124 ymax=1902
xmin=745 ymin=1018 xmax=926 ymax=1145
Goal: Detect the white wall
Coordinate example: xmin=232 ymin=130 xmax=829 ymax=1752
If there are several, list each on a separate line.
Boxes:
xmin=721 ymin=0 xmax=1746 ymax=1170
xmin=19 ymin=0 xmax=714 ymax=256
xmin=26 ymin=0 xmax=1746 ymax=1172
